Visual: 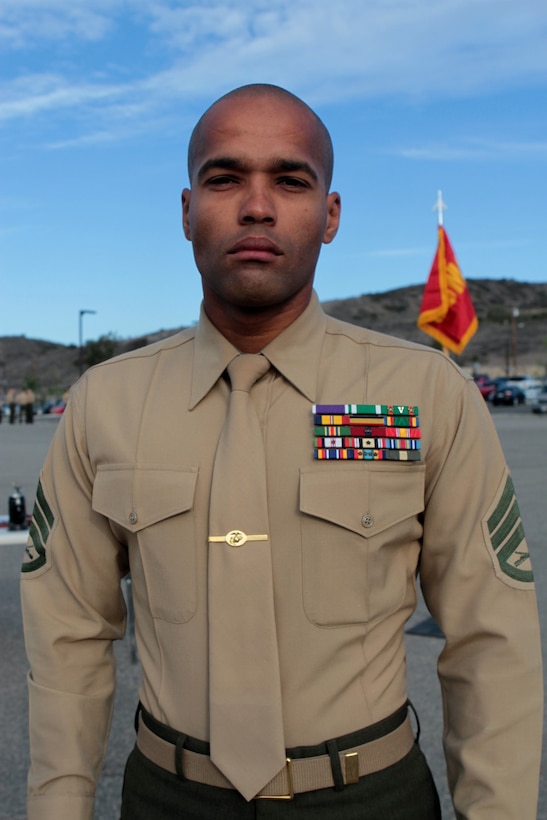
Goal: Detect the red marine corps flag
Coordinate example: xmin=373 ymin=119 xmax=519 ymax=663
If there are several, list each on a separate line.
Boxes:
xmin=417 ymin=193 xmax=478 ymax=355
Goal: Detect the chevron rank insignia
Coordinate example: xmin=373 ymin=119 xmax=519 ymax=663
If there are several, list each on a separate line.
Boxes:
xmin=21 ymin=479 xmax=54 ymax=574
xmin=313 ymin=404 xmax=421 ymax=461
xmin=483 ymin=474 xmax=533 ymax=589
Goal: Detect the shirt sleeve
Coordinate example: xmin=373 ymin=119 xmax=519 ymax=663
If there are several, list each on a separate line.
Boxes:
xmin=419 ymin=379 xmax=543 ymax=820
xmin=20 ymin=379 xmax=129 ymax=820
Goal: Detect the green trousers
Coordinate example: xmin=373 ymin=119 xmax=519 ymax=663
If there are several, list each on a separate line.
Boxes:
xmin=120 ymin=707 xmax=441 ymax=819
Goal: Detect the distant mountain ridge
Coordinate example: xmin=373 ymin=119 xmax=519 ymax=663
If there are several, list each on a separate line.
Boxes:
xmin=1 ymin=278 xmax=546 ymax=400
xmin=322 ymin=279 xmax=547 ymax=373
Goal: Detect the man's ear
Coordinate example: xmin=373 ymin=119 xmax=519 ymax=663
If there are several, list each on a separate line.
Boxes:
xmin=181 ymin=188 xmax=192 ymax=240
xmin=323 ymin=192 xmax=341 ymax=245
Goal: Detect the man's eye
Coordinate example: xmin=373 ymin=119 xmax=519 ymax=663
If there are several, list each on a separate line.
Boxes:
xmin=279 ymin=177 xmax=308 ymax=189
xmin=207 ymin=175 xmax=238 ymax=186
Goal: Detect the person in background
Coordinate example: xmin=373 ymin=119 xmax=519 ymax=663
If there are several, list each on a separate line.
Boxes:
xmin=7 ymin=387 xmax=17 ymax=424
xmin=17 ymin=388 xmax=27 ymax=423
xmin=25 ymin=389 xmax=35 ymax=423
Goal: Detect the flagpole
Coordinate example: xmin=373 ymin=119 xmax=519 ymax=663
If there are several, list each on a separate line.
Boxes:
xmin=433 ymin=191 xmax=450 ymax=356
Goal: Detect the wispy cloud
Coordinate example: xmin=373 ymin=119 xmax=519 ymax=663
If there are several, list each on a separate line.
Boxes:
xmin=355 ymin=228 xmax=530 ymax=262
xmin=0 ymin=0 xmax=119 ymax=47
xmin=0 ymin=74 xmax=131 ymax=123
xmin=367 ymin=246 xmax=431 ymax=259
xmin=1 ymin=0 xmax=546 ymax=143
xmin=394 ymin=139 xmax=547 ymax=162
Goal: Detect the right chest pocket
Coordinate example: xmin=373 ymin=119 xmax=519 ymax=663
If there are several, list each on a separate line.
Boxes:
xmin=93 ymin=465 xmax=199 ymax=623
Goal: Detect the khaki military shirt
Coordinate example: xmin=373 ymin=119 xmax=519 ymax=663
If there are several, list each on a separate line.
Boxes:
xmin=21 ymin=292 xmax=542 ymax=819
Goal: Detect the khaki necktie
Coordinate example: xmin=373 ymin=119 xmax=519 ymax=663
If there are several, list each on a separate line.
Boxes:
xmin=208 ymin=354 xmax=286 ymax=800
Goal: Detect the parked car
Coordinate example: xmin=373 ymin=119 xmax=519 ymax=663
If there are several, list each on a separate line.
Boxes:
xmin=477 ymin=380 xmax=496 ymax=400
xmin=502 ymin=375 xmax=542 ymax=402
xmin=41 ymin=399 xmax=66 ymax=415
xmin=492 ymin=384 xmax=526 ymax=406
xmin=475 ymin=376 xmax=509 ymax=402
xmin=531 ymin=390 xmax=547 ymax=414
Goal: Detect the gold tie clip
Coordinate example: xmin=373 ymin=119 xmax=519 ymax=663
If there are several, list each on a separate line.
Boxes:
xmin=208 ymin=530 xmax=268 ymax=547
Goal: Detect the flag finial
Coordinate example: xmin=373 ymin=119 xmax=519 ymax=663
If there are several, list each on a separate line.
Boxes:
xmin=433 ymin=190 xmax=447 ymax=226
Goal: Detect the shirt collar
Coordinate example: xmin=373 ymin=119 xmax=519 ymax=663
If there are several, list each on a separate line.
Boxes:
xmin=189 ymin=290 xmax=327 ymax=408
xmin=262 ymin=291 xmax=326 ymax=402
xmin=189 ymin=308 xmax=239 ymax=409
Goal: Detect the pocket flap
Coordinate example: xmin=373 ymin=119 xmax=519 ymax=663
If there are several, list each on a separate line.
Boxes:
xmin=93 ymin=465 xmax=198 ymax=532
xmin=300 ymin=465 xmax=425 ymax=538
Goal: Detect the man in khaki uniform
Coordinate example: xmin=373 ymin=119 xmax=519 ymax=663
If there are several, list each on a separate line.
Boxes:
xmin=21 ymin=85 xmax=542 ymax=819
xmin=16 ymin=388 xmax=27 ymax=423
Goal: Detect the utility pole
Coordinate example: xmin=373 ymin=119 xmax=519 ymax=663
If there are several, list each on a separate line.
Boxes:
xmin=79 ymin=309 xmax=97 ymax=376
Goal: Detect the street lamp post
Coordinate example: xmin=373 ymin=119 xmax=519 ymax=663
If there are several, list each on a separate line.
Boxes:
xmin=511 ymin=307 xmax=519 ymax=375
xmin=79 ymin=309 xmax=97 ymax=375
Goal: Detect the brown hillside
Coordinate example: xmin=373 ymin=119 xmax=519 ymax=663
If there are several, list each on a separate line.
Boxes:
xmin=322 ymin=279 xmax=547 ymax=377
xmin=1 ymin=279 xmax=546 ymax=402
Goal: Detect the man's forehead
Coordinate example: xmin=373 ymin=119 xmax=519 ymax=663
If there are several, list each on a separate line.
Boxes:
xmin=194 ymin=98 xmax=324 ymax=170
xmin=202 ymin=95 xmax=315 ymax=140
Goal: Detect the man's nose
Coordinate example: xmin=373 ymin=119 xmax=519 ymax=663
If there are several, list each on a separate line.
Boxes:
xmin=238 ymin=180 xmax=276 ymax=224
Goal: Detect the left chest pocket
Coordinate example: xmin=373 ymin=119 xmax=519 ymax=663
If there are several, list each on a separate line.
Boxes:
xmin=93 ymin=464 xmax=199 ymax=623
xmin=299 ymin=465 xmax=425 ymax=626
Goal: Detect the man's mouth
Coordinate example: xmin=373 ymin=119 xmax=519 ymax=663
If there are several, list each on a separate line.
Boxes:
xmin=228 ymin=237 xmax=282 ymax=262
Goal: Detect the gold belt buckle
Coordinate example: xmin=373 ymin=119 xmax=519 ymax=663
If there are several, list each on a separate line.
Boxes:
xmin=255 ymin=758 xmax=294 ymax=800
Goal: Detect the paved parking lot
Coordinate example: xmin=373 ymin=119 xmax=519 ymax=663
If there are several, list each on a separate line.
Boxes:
xmin=1 ymin=407 xmax=545 ymax=819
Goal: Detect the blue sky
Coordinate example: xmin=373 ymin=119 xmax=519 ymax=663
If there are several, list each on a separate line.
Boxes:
xmin=1 ymin=0 xmax=546 ymax=346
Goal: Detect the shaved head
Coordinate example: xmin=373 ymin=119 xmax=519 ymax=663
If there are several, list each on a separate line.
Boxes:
xmin=187 ymin=84 xmax=334 ymax=189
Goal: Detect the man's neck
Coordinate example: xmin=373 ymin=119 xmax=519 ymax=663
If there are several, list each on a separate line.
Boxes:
xmin=202 ymin=290 xmax=312 ymax=353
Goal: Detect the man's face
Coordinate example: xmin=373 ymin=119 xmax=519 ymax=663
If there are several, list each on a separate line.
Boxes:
xmin=182 ymin=94 xmax=340 ymax=315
